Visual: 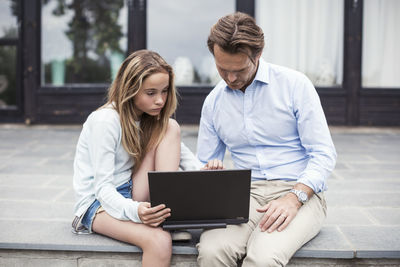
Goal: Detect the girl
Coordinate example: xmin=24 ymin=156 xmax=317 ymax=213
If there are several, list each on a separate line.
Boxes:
xmin=72 ymin=50 xmax=182 ymax=266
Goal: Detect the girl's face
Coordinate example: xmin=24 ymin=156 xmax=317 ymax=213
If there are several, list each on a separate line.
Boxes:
xmin=134 ymin=72 xmax=169 ymax=117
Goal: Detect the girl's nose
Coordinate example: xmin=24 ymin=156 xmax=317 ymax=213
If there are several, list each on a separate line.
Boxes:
xmin=155 ymin=95 xmax=164 ymax=105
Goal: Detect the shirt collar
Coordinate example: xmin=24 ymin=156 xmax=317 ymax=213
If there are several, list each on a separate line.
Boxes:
xmin=253 ymin=57 xmax=269 ymax=85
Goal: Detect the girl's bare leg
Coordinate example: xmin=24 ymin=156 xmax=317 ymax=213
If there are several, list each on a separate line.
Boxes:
xmin=93 ymin=212 xmax=172 ymax=267
xmin=132 ymin=119 xmax=181 ymax=202
xmin=91 ymin=120 xmax=180 ymax=266
xmin=154 ymin=119 xmax=181 ymax=170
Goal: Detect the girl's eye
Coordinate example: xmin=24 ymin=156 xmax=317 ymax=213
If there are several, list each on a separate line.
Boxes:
xmin=162 ymin=89 xmax=168 ymax=94
xmin=147 ymin=92 xmax=155 ymax=96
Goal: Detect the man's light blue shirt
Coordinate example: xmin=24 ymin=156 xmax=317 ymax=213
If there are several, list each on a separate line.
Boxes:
xmin=197 ymin=58 xmax=337 ymax=193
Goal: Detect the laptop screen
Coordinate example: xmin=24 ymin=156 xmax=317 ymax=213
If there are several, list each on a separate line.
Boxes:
xmin=148 ymin=169 xmax=251 ymax=230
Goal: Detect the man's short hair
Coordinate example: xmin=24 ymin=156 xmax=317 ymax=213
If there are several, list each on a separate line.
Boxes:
xmin=207 ymin=12 xmax=265 ymax=60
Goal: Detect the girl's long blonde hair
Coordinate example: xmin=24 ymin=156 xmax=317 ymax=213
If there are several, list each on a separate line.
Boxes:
xmin=102 ymin=50 xmax=177 ymax=171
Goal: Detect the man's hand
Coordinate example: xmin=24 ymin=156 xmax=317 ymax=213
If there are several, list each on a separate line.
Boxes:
xmin=201 ymin=159 xmax=224 ymax=170
xmin=138 ymin=202 xmax=171 ymax=227
xmin=256 ymin=193 xmax=301 ymax=233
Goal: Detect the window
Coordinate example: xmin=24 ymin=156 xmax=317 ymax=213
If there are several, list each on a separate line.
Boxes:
xmin=362 ymin=0 xmax=400 ymax=88
xmin=41 ymin=0 xmax=128 ymax=85
xmin=0 ymin=0 xmax=18 ymax=38
xmin=147 ymin=0 xmax=235 ymax=86
xmin=0 ymin=46 xmax=17 ymax=107
xmin=255 ymin=0 xmax=344 ymax=87
xmin=0 ymin=0 xmax=19 ymax=108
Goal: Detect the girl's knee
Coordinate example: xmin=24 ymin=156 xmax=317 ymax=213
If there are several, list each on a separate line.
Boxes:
xmin=166 ymin=118 xmax=181 ymax=137
xmin=143 ymin=228 xmax=172 ymax=257
xmin=156 ymin=229 xmax=173 ymax=248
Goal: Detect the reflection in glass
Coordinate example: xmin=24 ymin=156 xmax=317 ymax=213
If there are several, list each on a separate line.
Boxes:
xmin=0 ymin=0 xmax=19 ymax=38
xmin=256 ymin=0 xmax=344 ymax=87
xmin=0 ymin=46 xmax=17 ymax=107
xmin=147 ymin=0 xmax=235 ymax=86
xmin=41 ymin=0 xmax=128 ymax=85
xmin=362 ymin=0 xmax=400 ymax=88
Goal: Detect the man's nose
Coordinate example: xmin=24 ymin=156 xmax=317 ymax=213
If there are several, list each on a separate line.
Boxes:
xmin=227 ymin=72 xmax=237 ymax=83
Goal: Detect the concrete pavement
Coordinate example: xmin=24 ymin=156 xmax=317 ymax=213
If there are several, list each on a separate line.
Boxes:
xmin=0 ymin=124 xmax=400 ymax=266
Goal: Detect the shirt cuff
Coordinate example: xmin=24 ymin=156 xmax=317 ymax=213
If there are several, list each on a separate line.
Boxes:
xmin=297 ymin=169 xmax=327 ymax=193
xmin=125 ymin=199 xmax=142 ymax=223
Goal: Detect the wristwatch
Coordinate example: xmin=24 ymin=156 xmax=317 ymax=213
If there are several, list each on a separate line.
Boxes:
xmin=289 ymin=189 xmax=308 ymax=205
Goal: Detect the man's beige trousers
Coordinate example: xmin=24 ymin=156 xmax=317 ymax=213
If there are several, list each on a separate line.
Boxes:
xmin=197 ymin=180 xmax=327 ymax=267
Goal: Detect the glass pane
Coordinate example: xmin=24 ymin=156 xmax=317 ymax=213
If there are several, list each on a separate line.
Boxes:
xmin=147 ymin=0 xmax=235 ymax=86
xmin=41 ymin=0 xmax=128 ymax=85
xmin=255 ymin=0 xmax=344 ymax=87
xmin=0 ymin=0 xmax=19 ymax=38
xmin=0 ymin=46 xmax=17 ymax=107
xmin=362 ymin=0 xmax=400 ymax=88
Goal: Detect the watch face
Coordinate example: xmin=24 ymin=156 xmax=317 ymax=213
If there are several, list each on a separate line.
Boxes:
xmin=299 ymin=192 xmax=308 ymax=202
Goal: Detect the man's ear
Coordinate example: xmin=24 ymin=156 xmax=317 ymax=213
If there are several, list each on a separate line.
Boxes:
xmin=255 ymin=52 xmax=262 ymax=62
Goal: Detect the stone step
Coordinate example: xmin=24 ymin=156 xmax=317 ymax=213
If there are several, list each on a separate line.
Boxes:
xmin=1 ymin=221 xmax=400 ymax=266
xmin=2 ymin=249 xmax=400 ymax=267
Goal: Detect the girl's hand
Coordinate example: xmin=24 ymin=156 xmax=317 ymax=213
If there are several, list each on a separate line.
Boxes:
xmin=138 ymin=202 xmax=171 ymax=227
xmin=201 ymin=159 xmax=224 ymax=170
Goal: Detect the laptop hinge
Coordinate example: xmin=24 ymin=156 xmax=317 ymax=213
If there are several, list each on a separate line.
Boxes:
xmin=162 ymin=222 xmax=227 ymax=230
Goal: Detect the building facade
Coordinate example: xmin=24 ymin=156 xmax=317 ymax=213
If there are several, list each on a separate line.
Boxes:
xmin=0 ymin=0 xmax=399 ymax=125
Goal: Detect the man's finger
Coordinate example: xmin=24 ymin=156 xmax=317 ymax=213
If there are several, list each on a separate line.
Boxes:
xmin=257 ymin=203 xmax=270 ymax=213
xmin=257 ymin=203 xmax=273 ymax=226
xmin=277 ymin=215 xmax=292 ymax=232
xmin=260 ymin=209 xmax=280 ymax=231
xmin=258 ymin=213 xmax=271 ymax=230
xmin=267 ymin=213 xmax=287 ymax=233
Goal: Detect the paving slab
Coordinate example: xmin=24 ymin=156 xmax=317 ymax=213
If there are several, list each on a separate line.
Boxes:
xmin=0 ymin=174 xmax=56 ymax=187
xmin=340 ymin=226 xmax=400 ymax=258
xmin=0 ymin=201 xmax=73 ymax=220
xmin=0 ymin=186 xmax=66 ymax=201
xmin=325 ymin=207 xmax=375 ymax=226
xmin=294 ymin=226 xmax=354 ymax=259
xmin=327 ymin=179 xmax=400 ymax=192
xmin=325 ymin=192 xmax=400 ymax=208
xmin=367 ymin=208 xmax=400 ymax=225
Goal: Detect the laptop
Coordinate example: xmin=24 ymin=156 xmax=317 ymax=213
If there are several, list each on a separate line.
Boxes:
xmin=148 ymin=169 xmax=251 ymax=230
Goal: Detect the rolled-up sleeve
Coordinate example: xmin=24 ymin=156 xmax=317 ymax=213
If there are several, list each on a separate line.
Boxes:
xmin=293 ymin=76 xmax=337 ymax=193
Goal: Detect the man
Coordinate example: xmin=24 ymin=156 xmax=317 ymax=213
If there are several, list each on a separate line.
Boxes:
xmin=196 ymin=12 xmax=337 ymax=266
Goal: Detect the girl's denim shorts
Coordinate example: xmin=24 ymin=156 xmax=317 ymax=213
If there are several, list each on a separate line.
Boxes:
xmin=81 ymin=179 xmax=133 ymax=233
